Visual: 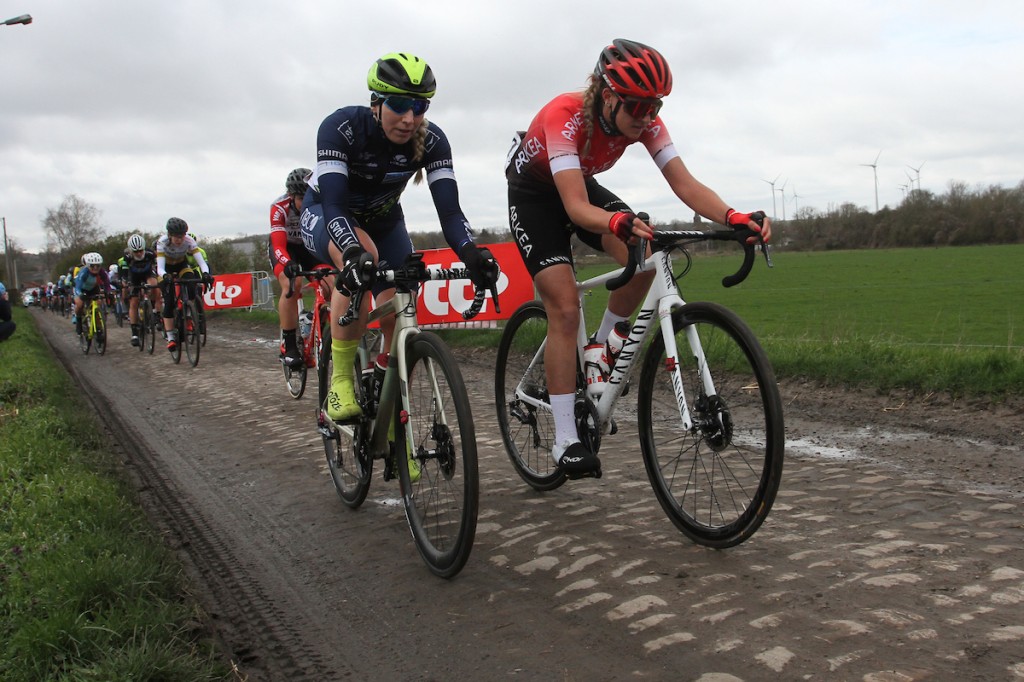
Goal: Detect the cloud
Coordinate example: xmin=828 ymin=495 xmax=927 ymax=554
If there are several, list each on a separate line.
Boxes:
xmin=2 ymin=0 xmax=1022 ymax=254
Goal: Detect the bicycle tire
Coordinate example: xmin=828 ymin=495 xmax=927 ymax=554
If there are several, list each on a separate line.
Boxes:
xmin=183 ymin=300 xmax=201 ymax=366
xmin=79 ymin=314 xmax=91 ymax=355
xmin=170 ymin=306 xmax=183 ymax=364
xmin=94 ymin=308 xmax=107 ymax=355
xmin=198 ymin=306 xmax=207 ymax=347
xmin=494 ymin=300 xmax=567 ymax=491
xmin=399 ymin=331 xmax=479 ymax=578
xmin=318 ymin=313 xmax=372 ymax=508
xmin=637 ymin=301 xmax=784 ymax=548
xmin=142 ymin=299 xmax=156 ymax=354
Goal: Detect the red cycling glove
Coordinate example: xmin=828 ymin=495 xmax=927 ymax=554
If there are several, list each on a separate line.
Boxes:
xmin=725 ymin=209 xmax=766 ymax=228
xmin=609 ymin=212 xmax=637 ymax=242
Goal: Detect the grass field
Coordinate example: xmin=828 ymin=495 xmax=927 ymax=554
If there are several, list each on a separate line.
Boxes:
xmin=572 ymin=243 xmax=1024 ymax=396
xmin=0 ymin=306 xmax=227 ymax=681
xmin=232 ymin=243 xmax=1024 ymax=397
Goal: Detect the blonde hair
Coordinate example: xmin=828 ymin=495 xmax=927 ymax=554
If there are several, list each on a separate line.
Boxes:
xmin=580 ymin=75 xmax=602 ymax=158
xmin=412 ymin=118 xmax=429 ymax=185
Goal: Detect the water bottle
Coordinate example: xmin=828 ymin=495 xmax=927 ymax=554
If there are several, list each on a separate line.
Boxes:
xmin=371 ymin=352 xmax=388 ymax=405
xmin=584 ymin=342 xmax=606 ymax=398
xmin=298 ymin=310 xmax=313 ymax=339
xmin=603 ymin=321 xmax=630 ymax=373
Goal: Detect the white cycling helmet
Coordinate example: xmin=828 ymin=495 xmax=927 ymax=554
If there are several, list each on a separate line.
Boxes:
xmin=127 ymin=233 xmax=146 ymax=251
xmin=83 ymin=252 xmax=103 ymax=266
xmin=109 ymin=264 xmax=119 ymax=273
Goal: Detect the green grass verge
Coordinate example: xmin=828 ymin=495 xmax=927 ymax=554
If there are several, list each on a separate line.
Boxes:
xmin=0 ymin=306 xmax=228 ymax=681
xmin=226 ymin=244 xmax=1024 ymax=397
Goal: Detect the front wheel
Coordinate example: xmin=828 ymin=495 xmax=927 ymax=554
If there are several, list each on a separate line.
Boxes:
xmin=142 ymin=299 xmax=156 ymax=354
xmin=170 ymin=307 xmax=183 ymax=364
xmin=399 ymin=331 xmax=479 ymax=578
xmin=494 ymin=301 xmax=566 ymax=492
xmin=183 ymin=300 xmax=201 ymax=367
xmin=638 ymin=301 xmax=784 ymax=548
xmin=318 ymin=314 xmax=372 ymax=508
xmin=93 ymin=309 xmax=107 ymax=355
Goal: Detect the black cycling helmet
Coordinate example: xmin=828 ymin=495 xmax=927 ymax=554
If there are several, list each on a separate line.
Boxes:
xmin=595 ymin=38 xmax=673 ymax=99
xmin=367 ymin=52 xmax=436 ymax=98
xmin=166 ymin=217 xmax=189 ymax=235
xmin=286 ymin=168 xmax=311 ymax=197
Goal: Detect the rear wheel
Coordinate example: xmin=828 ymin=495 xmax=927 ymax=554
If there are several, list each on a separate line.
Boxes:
xmin=399 ymin=331 xmax=479 ymax=578
xmin=318 ymin=314 xmax=372 ymax=508
xmin=143 ymin=299 xmax=156 ymax=354
xmin=494 ymin=301 xmax=566 ymax=491
xmin=638 ymin=302 xmax=784 ymax=548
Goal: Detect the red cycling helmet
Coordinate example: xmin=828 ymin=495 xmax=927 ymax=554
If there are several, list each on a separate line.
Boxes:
xmin=595 ymin=38 xmax=673 ymax=99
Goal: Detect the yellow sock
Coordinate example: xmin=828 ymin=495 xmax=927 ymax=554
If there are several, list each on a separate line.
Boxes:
xmin=331 ymin=339 xmax=359 ymax=385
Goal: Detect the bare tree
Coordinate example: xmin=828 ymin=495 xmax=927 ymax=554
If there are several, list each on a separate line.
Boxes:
xmin=43 ymin=194 xmax=105 ymax=252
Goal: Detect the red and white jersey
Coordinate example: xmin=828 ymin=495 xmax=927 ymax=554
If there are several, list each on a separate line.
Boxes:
xmin=269 ymin=193 xmax=302 ymax=267
xmin=507 ymin=92 xmax=679 ymax=187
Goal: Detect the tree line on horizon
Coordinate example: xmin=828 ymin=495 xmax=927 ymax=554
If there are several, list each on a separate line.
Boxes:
xmin=5 ymin=178 xmax=1022 ymax=285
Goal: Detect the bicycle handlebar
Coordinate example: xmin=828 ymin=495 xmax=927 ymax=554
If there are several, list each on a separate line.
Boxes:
xmin=607 ymin=212 xmax=772 ymax=291
xmin=284 ymin=253 xmax=501 ymax=327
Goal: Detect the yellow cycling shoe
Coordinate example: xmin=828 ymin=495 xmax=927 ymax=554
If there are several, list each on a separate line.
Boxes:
xmin=325 ymin=381 xmax=361 ymax=421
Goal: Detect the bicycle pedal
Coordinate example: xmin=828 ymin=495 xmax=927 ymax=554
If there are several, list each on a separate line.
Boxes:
xmin=608 ymin=418 xmax=618 ymax=436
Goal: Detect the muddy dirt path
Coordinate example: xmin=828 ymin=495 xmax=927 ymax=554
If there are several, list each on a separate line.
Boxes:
xmin=35 ymin=309 xmax=1024 ymax=681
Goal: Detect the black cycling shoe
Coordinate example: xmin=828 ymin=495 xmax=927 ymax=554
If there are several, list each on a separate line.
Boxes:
xmin=555 ymin=442 xmax=602 ymax=480
xmin=282 ymin=351 xmax=304 ymax=368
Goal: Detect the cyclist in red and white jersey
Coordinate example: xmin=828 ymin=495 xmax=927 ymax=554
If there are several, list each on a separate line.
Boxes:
xmin=268 ymin=167 xmax=324 ymax=367
xmin=505 ymin=38 xmax=771 ymax=476
xmin=156 ymin=217 xmax=212 ymax=352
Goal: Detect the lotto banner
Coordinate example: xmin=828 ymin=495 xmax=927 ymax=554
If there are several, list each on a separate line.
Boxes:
xmin=202 ymin=272 xmax=254 ymax=309
xmin=415 ymin=242 xmax=532 ymax=326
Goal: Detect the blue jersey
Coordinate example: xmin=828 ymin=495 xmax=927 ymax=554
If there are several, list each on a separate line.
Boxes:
xmin=308 ymin=106 xmax=474 ymax=254
xmin=74 ymin=267 xmax=111 ymax=297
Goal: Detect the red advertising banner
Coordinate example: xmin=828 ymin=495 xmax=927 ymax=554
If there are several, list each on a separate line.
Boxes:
xmin=202 ymin=272 xmax=254 ymax=309
xmin=415 ymin=242 xmax=533 ymax=326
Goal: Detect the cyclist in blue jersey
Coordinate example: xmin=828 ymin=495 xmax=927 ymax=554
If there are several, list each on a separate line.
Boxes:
xmin=73 ymin=252 xmax=113 ymax=338
xmin=300 ymin=51 xmax=497 ymax=421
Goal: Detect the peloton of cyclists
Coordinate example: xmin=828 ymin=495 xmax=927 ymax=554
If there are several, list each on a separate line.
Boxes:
xmin=156 ymin=218 xmax=212 ymax=352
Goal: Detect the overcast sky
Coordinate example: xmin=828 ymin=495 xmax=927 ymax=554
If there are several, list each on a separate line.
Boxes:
xmin=2 ymin=1 xmax=1022 ymax=254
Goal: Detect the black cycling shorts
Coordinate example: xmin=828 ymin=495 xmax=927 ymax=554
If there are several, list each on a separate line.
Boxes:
xmin=507 ymin=178 xmax=631 ymax=277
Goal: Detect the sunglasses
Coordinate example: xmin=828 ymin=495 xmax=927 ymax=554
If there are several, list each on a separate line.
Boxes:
xmin=619 ymin=95 xmax=663 ymax=120
xmin=379 ymin=95 xmax=430 ymax=116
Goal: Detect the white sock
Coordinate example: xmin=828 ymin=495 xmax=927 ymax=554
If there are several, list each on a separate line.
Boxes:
xmin=550 ymin=393 xmax=578 ymax=463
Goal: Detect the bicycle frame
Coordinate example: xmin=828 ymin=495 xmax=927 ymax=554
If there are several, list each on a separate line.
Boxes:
xmin=516 ymin=237 xmax=746 ymax=439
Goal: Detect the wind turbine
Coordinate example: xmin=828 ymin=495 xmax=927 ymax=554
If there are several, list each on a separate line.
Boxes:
xmin=761 ymin=174 xmax=781 ymax=220
xmin=776 ymin=179 xmax=787 ymax=221
xmin=907 ymin=161 xmax=925 ymax=191
xmin=860 ymin=150 xmax=881 ymax=212
xmin=790 ymin=184 xmax=801 ymax=216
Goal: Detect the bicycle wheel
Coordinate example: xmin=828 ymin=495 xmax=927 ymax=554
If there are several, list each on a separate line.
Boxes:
xmin=143 ymin=299 xmax=156 ymax=354
xmin=494 ymin=301 xmax=566 ymax=491
xmin=170 ymin=306 xmax=183 ymax=364
xmin=399 ymin=331 xmax=478 ymax=578
xmin=318 ymin=314 xmax=372 ymax=508
xmin=93 ymin=309 xmax=107 ymax=355
xmin=79 ymin=313 xmax=91 ymax=355
xmin=637 ymin=301 xmax=784 ymax=548
xmin=183 ymin=301 xmax=200 ymax=367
